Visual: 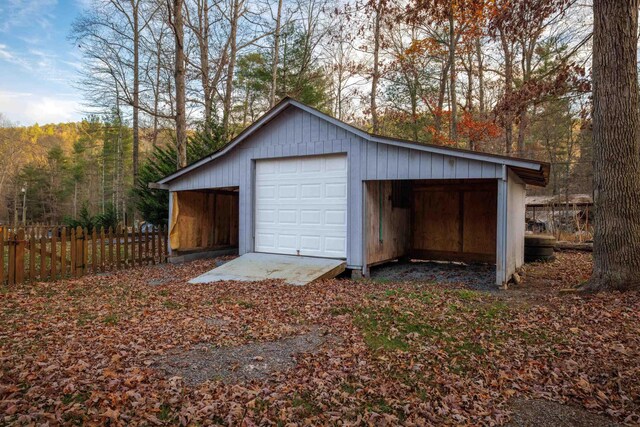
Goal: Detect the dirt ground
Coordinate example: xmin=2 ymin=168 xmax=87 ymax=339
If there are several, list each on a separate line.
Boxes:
xmin=154 ymin=326 xmax=335 ymax=385
xmin=0 ymin=251 xmax=638 ymax=425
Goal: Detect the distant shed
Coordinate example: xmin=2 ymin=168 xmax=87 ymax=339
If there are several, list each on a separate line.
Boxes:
xmin=526 ymin=194 xmax=593 ymax=234
xmin=156 ymin=98 xmax=549 ymax=286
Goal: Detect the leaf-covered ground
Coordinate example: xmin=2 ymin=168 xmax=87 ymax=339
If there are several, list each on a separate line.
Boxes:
xmin=1 ymin=252 xmax=638 ymax=425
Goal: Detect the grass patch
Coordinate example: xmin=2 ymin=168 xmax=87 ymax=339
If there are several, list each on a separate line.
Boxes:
xmin=368 ymin=398 xmax=394 ymax=414
xmin=158 ymin=404 xmax=171 ymax=421
xmin=237 ymin=300 xmax=255 ymax=309
xmin=162 ymin=300 xmax=182 ymax=310
xmin=355 ymin=305 xmax=442 ymax=352
xmin=66 ymin=287 xmax=84 ymax=297
xmin=61 ymin=392 xmax=90 ymax=405
xmin=103 ymin=313 xmax=119 ymax=325
xmin=340 ymin=382 xmax=357 ymax=394
xmin=329 ymin=306 xmax=351 ymax=316
xmin=291 ymin=392 xmax=321 ymax=417
xmin=453 ymin=289 xmax=479 ymax=301
xmin=77 ymin=311 xmax=96 ymax=326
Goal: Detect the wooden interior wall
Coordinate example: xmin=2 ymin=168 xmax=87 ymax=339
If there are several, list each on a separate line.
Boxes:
xmin=366 ymin=181 xmax=411 ymax=265
xmin=174 ymin=190 xmax=239 ymax=251
xmin=411 ymin=181 xmax=497 ymax=263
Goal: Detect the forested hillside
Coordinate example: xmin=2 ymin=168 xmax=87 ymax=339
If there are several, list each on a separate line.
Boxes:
xmin=0 ymin=0 xmax=595 ymax=225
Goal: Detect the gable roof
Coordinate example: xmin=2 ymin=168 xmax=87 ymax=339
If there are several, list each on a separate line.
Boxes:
xmin=157 ymin=97 xmax=549 ymax=186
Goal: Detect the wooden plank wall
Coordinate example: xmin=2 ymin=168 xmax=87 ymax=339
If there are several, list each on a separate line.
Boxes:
xmin=411 ymin=180 xmax=497 ymax=263
xmin=365 ymin=181 xmax=411 ymax=265
xmin=172 ymin=190 xmax=239 ymax=251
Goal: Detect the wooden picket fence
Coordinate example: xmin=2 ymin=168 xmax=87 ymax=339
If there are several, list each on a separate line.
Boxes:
xmin=0 ymin=225 xmax=168 ymax=285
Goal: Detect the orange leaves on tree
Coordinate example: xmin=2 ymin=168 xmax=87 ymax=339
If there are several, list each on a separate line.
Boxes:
xmin=458 ymin=112 xmax=501 ymax=145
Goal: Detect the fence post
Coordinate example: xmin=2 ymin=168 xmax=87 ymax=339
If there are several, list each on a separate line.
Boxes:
xmin=123 ymin=226 xmax=129 ymax=267
xmin=92 ymin=227 xmax=98 ymax=274
xmin=7 ymin=232 xmax=15 ymax=285
xmin=83 ymin=227 xmax=89 ymax=276
xmin=29 ymin=230 xmax=36 ymax=281
xmin=60 ymin=227 xmax=67 ymax=278
xmin=108 ymin=226 xmax=114 ymax=270
xmin=0 ymin=228 xmax=4 ymax=286
xmin=39 ymin=233 xmax=47 ymax=281
xmin=137 ymin=225 xmax=143 ymax=266
xmin=161 ymin=225 xmax=167 ymax=263
xmin=150 ymin=227 xmax=156 ymax=265
xmin=100 ymin=227 xmax=106 ymax=272
xmin=144 ymin=226 xmax=150 ymax=265
xmin=70 ymin=227 xmax=76 ymax=277
xmin=116 ymin=225 xmax=122 ymax=270
xmin=51 ymin=230 xmax=58 ymax=281
xmin=0 ymin=230 xmax=4 ymax=285
xmin=15 ymin=230 xmax=25 ymax=284
xmin=75 ymin=226 xmax=84 ymax=277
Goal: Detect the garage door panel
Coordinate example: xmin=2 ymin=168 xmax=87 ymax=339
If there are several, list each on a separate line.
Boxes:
xmin=256 ymin=233 xmax=276 ymax=249
xmin=325 ymin=237 xmax=347 ymax=254
xmin=300 ymin=235 xmax=321 ymax=251
xmin=256 ymin=185 xmax=276 ymax=200
xmin=255 ymin=154 xmax=348 ymax=258
xmin=300 ymin=210 xmax=322 ymax=225
xmin=278 ymin=234 xmax=298 ymax=250
xmin=301 ymin=184 xmax=322 ymax=198
xmin=278 ymin=209 xmax=297 ymax=224
xmin=325 ymin=210 xmax=347 ymax=225
xmin=326 ymin=183 xmax=348 ymax=198
xmin=256 ymin=209 xmax=276 ymax=224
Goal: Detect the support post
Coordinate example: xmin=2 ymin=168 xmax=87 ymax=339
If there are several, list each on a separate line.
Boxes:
xmin=496 ymin=166 xmax=509 ymax=288
xmin=168 ymin=191 xmax=174 ymax=257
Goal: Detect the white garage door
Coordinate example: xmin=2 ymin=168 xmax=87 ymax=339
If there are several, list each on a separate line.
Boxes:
xmin=255 ymin=154 xmax=348 ymax=258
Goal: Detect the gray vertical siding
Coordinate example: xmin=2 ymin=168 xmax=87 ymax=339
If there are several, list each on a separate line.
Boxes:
xmin=168 ymin=105 xmax=505 ymax=269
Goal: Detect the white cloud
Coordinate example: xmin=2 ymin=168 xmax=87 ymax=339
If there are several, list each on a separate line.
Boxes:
xmin=0 ymin=43 xmax=71 ymax=82
xmin=0 ymin=90 xmax=82 ymax=125
xmin=0 ymin=44 xmax=17 ymax=62
xmin=0 ymin=0 xmax=58 ymax=33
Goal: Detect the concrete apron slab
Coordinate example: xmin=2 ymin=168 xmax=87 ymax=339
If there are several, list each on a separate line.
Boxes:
xmin=189 ymin=252 xmax=347 ymax=286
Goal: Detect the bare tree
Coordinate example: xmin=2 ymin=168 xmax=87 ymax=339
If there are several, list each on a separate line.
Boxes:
xmin=168 ymin=0 xmax=188 ymax=167
xmin=269 ymin=0 xmax=284 ymax=107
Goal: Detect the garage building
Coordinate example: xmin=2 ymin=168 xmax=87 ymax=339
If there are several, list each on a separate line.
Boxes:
xmin=156 ymin=98 xmax=549 ymax=286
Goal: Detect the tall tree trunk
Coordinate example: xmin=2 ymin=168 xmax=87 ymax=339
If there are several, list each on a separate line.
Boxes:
xmin=475 ymin=37 xmax=485 ymax=114
xmin=270 ymin=0 xmax=283 ymax=107
xmin=370 ymin=5 xmax=381 ymax=133
xmin=222 ymin=0 xmax=239 ymax=138
xmin=434 ymin=60 xmax=450 ymax=133
xmin=132 ymin=0 xmax=140 ymax=185
xmin=172 ymin=0 xmax=187 ymax=167
xmin=499 ymin=30 xmax=514 ymax=154
xmin=152 ymin=39 xmax=162 ymax=147
xmin=198 ymin=0 xmax=212 ymax=122
xmin=448 ymin=3 xmax=457 ymax=142
xmin=516 ymin=39 xmax=536 ymax=156
xmin=465 ymin=52 xmax=473 ymax=112
xmin=586 ymin=0 xmax=640 ymax=291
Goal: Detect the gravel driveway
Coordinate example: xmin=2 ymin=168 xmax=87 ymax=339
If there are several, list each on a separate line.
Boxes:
xmin=369 ymin=260 xmax=497 ymax=291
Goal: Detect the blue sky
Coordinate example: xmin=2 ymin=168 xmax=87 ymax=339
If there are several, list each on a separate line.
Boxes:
xmin=0 ymin=0 xmax=86 ymax=125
